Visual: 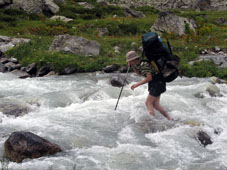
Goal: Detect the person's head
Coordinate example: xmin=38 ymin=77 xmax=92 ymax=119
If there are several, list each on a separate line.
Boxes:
xmin=126 ymin=51 xmax=140 ymax=66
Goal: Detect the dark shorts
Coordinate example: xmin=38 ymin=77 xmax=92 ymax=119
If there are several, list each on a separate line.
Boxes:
xmin=148 ymin=80 xmax=166 ymax=97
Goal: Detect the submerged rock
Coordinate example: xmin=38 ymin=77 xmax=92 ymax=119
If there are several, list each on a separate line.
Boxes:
xmin=209 ymin=76 xmax=221 ymax=84
xmin=135 ymin=119 xmax=177 ymax=134
xmin=197 ymin=131 xmax=212 ymax=146
xmin=0 ymin=102 xmax=29 ymax=117
xmin=205 ymin=83 xmax=221 ymax=97
xmin=4 ymin=131 xmax=62 ymax=163
xmin=183 ymin=119 xmax=202 ymax=126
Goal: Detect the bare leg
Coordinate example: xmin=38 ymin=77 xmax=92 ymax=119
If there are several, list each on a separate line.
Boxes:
xmin=145 ymin=94 xmax=156 ymax=117
xmin=153 ymin=96 xmax=171 ymax=120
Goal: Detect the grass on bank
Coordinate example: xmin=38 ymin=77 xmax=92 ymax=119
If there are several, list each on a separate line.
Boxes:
xmin=0 ymin=4 xmax=226 ymax=79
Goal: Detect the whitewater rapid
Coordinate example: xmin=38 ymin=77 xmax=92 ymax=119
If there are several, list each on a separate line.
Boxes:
xmin=0 ymin=72 xmax=227 ymax=170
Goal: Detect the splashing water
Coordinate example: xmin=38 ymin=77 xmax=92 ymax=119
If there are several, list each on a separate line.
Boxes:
xmin=0 ymin=72 xmax=227 ymax=170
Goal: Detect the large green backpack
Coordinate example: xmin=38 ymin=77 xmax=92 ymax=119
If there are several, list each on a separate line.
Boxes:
xmin=142 ymin=32 xmax=180 ymax=82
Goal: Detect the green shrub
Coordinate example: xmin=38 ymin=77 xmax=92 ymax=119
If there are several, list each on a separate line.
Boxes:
xmin=179 ymin=61 xmax=225 ymax=78
xmin=3 ymin=8 xmax=26 ymax=16
xmin=0 ymin=15 xmax=17 ymax=22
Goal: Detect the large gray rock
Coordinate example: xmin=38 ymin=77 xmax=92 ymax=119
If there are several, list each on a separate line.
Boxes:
xmin=4 ymin=131 xmax=62 ymax=163
xmin=151 ymin=11 xmax=197 ymax=35
xmin=78 ymin=2 xmax=94 ymax=9
xmin=49 ymin=34 xmax=101 ymax=56
xmin=105 ymin=0 xmax=227 ymax=11
xmin=50 ymin=15 xmax=73 ymax=23
xmin=7 ymin=0 xmax=59 ymax=15
xmin=124 ymin=7 xmax=145 ymax=18
xmin=0 ymin=36 xmax=30 ymax=52
xmin=194 ymin=0 xmax=211 ymax=10
xmin=199 ymin=54 xmax=227 ymax=68
xmin=11 ymin=69 xmax=30 ymax=78
xmin=44 ymin=0 xmax=60 ymax=14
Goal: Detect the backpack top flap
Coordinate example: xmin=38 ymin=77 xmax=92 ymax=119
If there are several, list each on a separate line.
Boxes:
xmin=142 ymin=32 xmax=171 ymax=61
xmin=142 ymin=32 xmax=158 ymax=45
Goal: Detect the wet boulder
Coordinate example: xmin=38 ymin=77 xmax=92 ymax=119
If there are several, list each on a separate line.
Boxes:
xmin=209 ymin=76 xmax=221 ymax=84
xmin=214 ymin=127 xmax=223 ymax=135
xmin=0 ymin=57 xmax=9 ymax=64
xmin=0 ymin=50 xmax=4 ymax=58
xmin=135 ymin=120 xmax=174 ymax=134
xmin=60 ymin=67 xmax=77 ymax=75
xmin=37 ymin=65 xmax=52 ymax=77
xmin=205 ymin=83 xmax=221 ymax=97
xmin=5 ymin=62 xmax=17 ymax=71
xmin=119 ymin=66 xmax=128 ymax=73
xmin=0 ymin=63 xmax=6 ymax=72
xmin=11 ymin=69 xmax=30 ymax=79
xmin=183 ymin=119 xmax=202 ymax=127
xmin=103 ymin=64 xmax=120 ymax=73
xmin=0 ymin=102 xmax=29 ymax=117
xmin=4 ymin=131 xmax=62 ymax=163
xmin=25 ymin=63 xmax=37 ymax=76
xmin=197 ymin=131 xmax=212 ymax=146
xmin=110 ymin=75 xmax=128 ymax=87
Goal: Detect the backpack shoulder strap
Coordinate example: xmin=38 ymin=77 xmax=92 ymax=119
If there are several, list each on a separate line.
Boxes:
xmin=140 ymin=59 xmax=160 ymax=73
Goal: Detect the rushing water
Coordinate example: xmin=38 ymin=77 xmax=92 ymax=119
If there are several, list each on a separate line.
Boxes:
xmin=0 ymin=72 xmax=227 ymax=170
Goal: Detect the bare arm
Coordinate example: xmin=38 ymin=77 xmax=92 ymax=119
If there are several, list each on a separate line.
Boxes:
xmin=131 ymin=73 xmax=152 ymax=90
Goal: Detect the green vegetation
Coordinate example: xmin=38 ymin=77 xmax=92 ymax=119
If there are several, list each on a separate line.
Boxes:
xmin=0 ymin=2 xmax=226 ymax=79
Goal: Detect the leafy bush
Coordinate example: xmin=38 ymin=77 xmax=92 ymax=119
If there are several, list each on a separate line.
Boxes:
xmin=28 ymin=20 xmax=72 ymax=36
xmin=0 ymin=15 xmax=17 ymax=22
xmin=3 ymin=9 xmax=26 ymax=16
xmin=180 ymin=61 xmax=222 ymax=78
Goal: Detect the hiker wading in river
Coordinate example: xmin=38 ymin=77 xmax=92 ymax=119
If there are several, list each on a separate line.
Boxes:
xmin=126 ymin=50 xmax=171 ymax=120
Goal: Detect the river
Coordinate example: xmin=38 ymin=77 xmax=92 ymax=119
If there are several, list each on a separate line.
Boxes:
xmin=0 ymin=72 xmax=227 ymax=170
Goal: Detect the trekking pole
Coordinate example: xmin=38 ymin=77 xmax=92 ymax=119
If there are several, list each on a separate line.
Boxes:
xmin=114 ymin=66 xmax=130 ymax=111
